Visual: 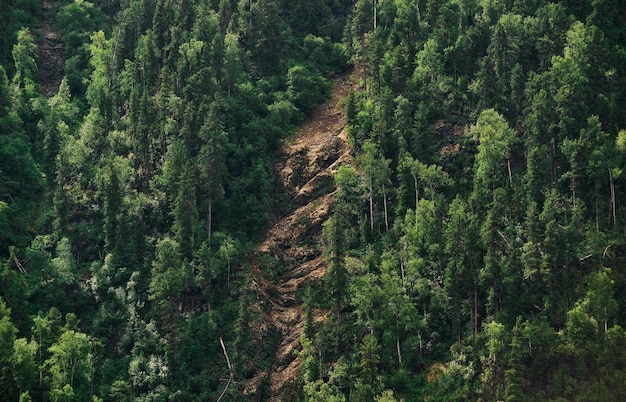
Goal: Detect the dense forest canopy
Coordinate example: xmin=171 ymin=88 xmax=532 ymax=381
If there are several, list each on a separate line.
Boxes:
xmin=0 ymin=0 xmax=626 ymax=401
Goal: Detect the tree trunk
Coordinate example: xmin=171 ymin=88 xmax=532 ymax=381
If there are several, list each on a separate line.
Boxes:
xmin=369 ymin=182 xmax=374 ymax=233
xmin=396 ymin=318 xmax=402 ymax=366
xmin=595 ymin=181 xmax=599 ymax=232
xmin=550 ymin=138 xmax=556 ymax=187
xmin=207 ymin=195 xmax=212 ymax=243
xmin=336 ymin=298 xmax=342 ymax=326
xmin=226 ymin=256 xmax=230 ymax=288
xmin=455 ymin=287 xmax=461 ymax=345
xmin=507 ymin=159 xmax=512 ymax=185
xmin=217 ymin=337 xmax=234 ymax=402
xmin=609 ymin=168 xmax=616 ymax=227
xmin=473 ymin=279 xmax=478 ymax=343
xmin=413 ymin=174 xmax=419 ymax=228
xmin=383 ymin=183 xmax=389 ymax=232
xmin=361 ymin=33 xmax=367 ymax=91
xmin=373 ymin=0 xmax=377 ymax=29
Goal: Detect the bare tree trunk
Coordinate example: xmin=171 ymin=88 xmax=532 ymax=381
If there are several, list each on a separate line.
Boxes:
xmin=507 ymin=159 xmax=512 ymax=185
xmin=573 ymin=174 xmax=576 ymax=208
xmin=473 ymin=280 xmax=478 ymax=343
xmin=319 ymin=349 xmax=323 ymax=381
xmin=609 ymin=168 xmax=616 ymax=227
xmin=369 ymin=182 xmax=374 ymax=232
xmin=336 ymin=298 xmax=342 ymax=326
xmin=595 ymin=181 xmax=599 ymax=232
xmin=207 ymin=196 xmax=213 ymax=243
xmin=396 ymin=317 xmax=402 ymax=366
xmin=383 ymin=183 xmax=389 ymax=232
xmin=550 ymin=138 xmax=556 ymax=187
xmin=217 ymin=337 xmax=234 ymax=402
xmin=361 ymin=33 xmax=367 ymax=91
xmin=413 ymin=174 xmax=419 ymax=228
xmin=227 ymin=256 xmax=230 ymax=288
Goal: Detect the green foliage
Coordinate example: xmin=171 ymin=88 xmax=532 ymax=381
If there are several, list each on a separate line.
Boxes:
xmin=0 ymin=61 xmax=43 ymax=252
xmin=12 ymin=338 xmax=38 ymax=394
xmin=46 ymin=330 xmax=93 ymax=400
xmin=0 ymin=297 xmax=18 ymax=396
xmin=304 ymin=1 xmax=626 ymax=401
xmin=287 ymin=63 xmax=332 ymax=119
xmin=303 ymin=34 xmax=349 ymax=75
xmin=470 ymin=108 xmax=517 ymax=202
xmin=2 ymin=0 xmax=626 ymax=400
xmin=12 ymin=28 xmax=37 ymax=87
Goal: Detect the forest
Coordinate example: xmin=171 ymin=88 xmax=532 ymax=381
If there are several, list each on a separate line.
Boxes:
xmin=0 ymin=0 xmax=625 ymax=401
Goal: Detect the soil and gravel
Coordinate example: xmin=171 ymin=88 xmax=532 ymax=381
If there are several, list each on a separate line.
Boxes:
xmin=244 ymin=72 xmax=355 ymax=400
xmin=36 ymin=1 xmax=65 ymax=97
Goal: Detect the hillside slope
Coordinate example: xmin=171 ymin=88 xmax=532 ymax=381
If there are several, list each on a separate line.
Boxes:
xmin=245 ymin=72 xmax=353 ymax=400
xmin=36 ymin=1 xmax=64 ymax=96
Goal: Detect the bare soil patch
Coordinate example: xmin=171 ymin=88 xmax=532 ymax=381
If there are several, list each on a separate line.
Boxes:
xmin=244 ymin=72 xmax=356 ymax=400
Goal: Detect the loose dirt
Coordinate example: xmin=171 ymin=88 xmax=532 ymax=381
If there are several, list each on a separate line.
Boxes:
xmin=244 ymin=72 xmax=355 ymax=400
xmin=36 ymin=1 xmax=65 ymax=97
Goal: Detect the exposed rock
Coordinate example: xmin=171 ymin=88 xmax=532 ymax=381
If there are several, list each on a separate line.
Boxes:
xmin=245 ymin=72 xmax=355 ymax=401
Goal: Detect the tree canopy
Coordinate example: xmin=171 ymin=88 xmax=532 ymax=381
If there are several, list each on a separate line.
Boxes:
xmin=0 ymin=0 xmax=626 ymax=401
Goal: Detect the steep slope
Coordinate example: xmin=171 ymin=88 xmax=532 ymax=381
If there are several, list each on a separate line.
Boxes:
xmin=36 ymin=1 xmax=64 ymax=97
xmin=245 ymin=72 xmax=353 ymax=400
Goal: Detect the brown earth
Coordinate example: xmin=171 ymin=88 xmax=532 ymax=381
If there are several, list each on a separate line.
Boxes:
xmin=36 ymin=1 xmax=65 ymax=97
xmin=243 ymin=72 xmax=355 ymax=401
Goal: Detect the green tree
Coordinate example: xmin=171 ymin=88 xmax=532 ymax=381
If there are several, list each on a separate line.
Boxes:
xmin=197 ymin=104 xmax=228 ymax=244
xmin=352 ymin=0 xmax=374 ymax=90
xmin=86 ymin=31 xmax=113 ymax=118
xmin=171 ymin=161 xmax=198 ymax=260
xmin=354 ymin=333 xmax=382 ymax=396
xmin=31 ymin=308 xmax=63 ymax=395
xmin=39 ymin=78 xmax=80 ymax=181
xmin=323 ymin=215 xmax=349 ymax=325
xmin=504 ymin=317 xmax=524 ymax=402
xmin=357 ymin=142 xmax=391 ymax=235
xmin=0 ymin=61 xmax=43 ymax=253
xmin=218 ymin=234 xmax=239 ymax=288
xmin=46 ymin=330 xmax=93 ymax=399
xmin=379 ymin=249 xmax=420 ymax=368
xmin=304 ymin=379 xmax=346 ymax=402
xmin=287 ymin=63 xmax=331 ymax=118
xmin=584 ymin=268 xmax=618 ymax=333
xmin=12 ymin=338 xmax=37 ymax=397
xmin=470 ymin=109 xmax=517 ymax=200
xmin=562 ymin=116 xmax=616 ymax=229
xmin=148 ymin=237 xmax=193 ymax=348
xmin=539 ymin=190 xmax=581 ymax=324
xmin=57 ymin=0 xmax=108 ymax=53
xmin=51 ymin=238 xmax=77 ymax=286
xmin=0 ymin=297 xmax=18 ymax=397
xmin=222 ymin=32 xmax=244 ymax=95
xmin=12 ymin=27 xmax=37 ymax=88
xmin=481 ymin=320 xmax=507 ymax=401
xmin=444 ymin=197 xmax=480 ymax=343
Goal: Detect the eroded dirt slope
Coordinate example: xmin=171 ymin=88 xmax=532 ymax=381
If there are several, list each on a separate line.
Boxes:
xmin=36 ymin=1 xmax=65 ymax=97
xmin=244 ymin=72 xmax=354 ymax=401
